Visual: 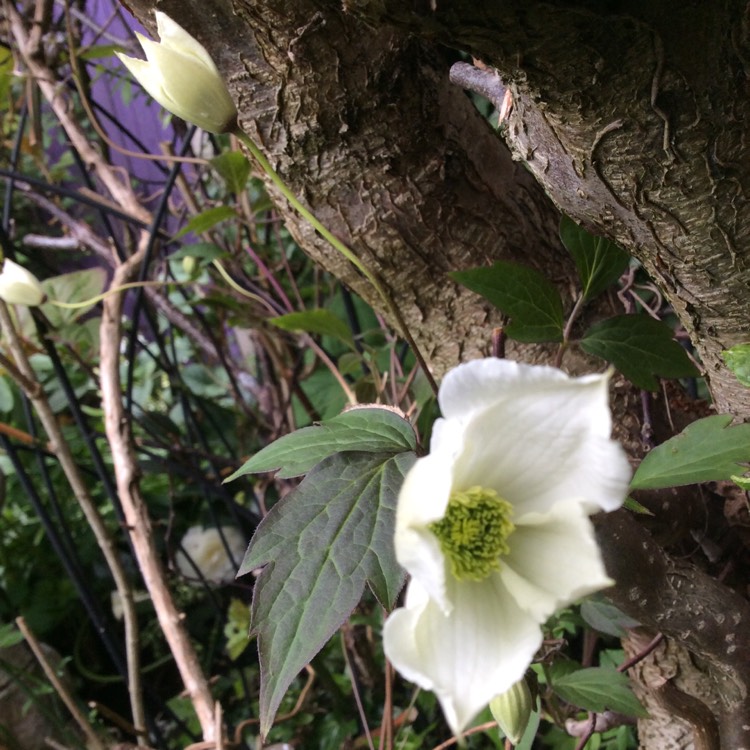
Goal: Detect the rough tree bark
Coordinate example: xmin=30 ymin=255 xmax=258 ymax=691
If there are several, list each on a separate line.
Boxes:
xmin=119 ymin=1 xmax=750 ymax=747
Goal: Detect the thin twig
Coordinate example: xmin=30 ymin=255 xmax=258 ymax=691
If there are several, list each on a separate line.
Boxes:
xmin=16 ymin=616 xmax=105 ymax=750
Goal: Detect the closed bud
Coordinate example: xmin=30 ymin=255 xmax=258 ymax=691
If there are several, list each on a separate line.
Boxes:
xmin=116 ymin=11 xmax=238 ymax=134
xmin=0 ymin=259 xmax=45 ymax=306
xmin=489 ymin=677 xmax=533 ymax=745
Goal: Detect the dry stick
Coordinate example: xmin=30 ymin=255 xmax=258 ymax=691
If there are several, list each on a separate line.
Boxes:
xmin=0 ymin=300 xmax=146 ymax=741
xmin=15 ymin=616 xmax=106 ymax=750
xmin=99 ymin=249 xmax=216 ymax=740
xmin=8 ymin=4 xmax=215 ymax=740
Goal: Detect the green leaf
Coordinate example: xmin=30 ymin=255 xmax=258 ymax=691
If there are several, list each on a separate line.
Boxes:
xmin=239 ymin=450 xmax=415 ymax=736
xmin=580 ymin=599 xmax=640 ymax=637
xmin=580 ymin=315 xmax=698 ymax=390
xmin=225 ymin=407 xmax=416 ymax=481
xmin=174 ymin=205 xmax=236 ymax=239
xmin=560 ymin=215 xmax=630 ymax=300
xmin=224 ymin=598 xmax=252 ymax=661
xmin=169 ymin=242 xmax=228 ymax=264
xmin=270 ymin=309 xmax=355 ymax=349
xmin=722 ymin=344 xmax=750 ymax=387
xmin=630 ymin=414 xmax=750 ymax=489
xmin=40 ymin=268 xmax=107 ymax=327
xmin=551 ymin=667 xmax=647 ymax=717
xmin=450 ymin=261 xmax=564 ymax=342
xmin=211 ymin=151 xmax=251 ymax=195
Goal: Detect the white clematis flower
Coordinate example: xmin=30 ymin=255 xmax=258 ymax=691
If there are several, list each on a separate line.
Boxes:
xmin=116 ymin=11 xmax=237 ymax=134
xmin=176 ymin=525 xmax=246 ymax=585
xmin=383 ymin=358 xmax=631 ymax=735
xmin=0 ymin=259 xmax=45 ymax=306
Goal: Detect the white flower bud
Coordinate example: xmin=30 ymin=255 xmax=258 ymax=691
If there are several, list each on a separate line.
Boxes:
xmin=116 ymin=11 xmax=237 ymax=134
xmin=176 ymin=525 xmax=246 ymax=585
xmin=489 ymin=678 xmax=534 ymax=745
xmin=0 ymin=259 xmax=45 ymax=306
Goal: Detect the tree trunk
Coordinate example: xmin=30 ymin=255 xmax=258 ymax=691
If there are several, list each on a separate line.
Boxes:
xmin=119 ymin=1 xmax=750 ymax=746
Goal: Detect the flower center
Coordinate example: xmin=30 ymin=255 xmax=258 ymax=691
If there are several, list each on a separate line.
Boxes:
xmin=429 ymin=486 xmax=515 ymax=582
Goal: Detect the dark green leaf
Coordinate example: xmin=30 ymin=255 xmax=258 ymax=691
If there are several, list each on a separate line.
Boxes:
xmin=239 ymin=451 xmax=415 ymax=735
xmin=630 ymin=414 xmax=750 ymax=489
xmin=211 ymin=151 xmax=251 ymax=194
xmin=552 ymin=667 xmax=647 ymax=717
xmin=722 ymin=344 xmax=750 ymax=387
xmin=174 ymin=206 xmax=236 ymax=239
xmin=560 ymin=215 xmax=630 ymax=300
xmin=580 ymin=599 xmax=640 ymax=637
xmin=270 ymin=309 xmax=355 ymax=348
xmin=225 ymin=407 xmax=417 ymax=481
xmin=580 ymin=315 xmax=698 ymax=390
xmin=450 ymin=261 xmax=564 ymax=342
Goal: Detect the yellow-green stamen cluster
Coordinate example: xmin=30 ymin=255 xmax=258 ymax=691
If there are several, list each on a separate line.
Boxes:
xmin=429 ymin=486 xmax=515 ymax=581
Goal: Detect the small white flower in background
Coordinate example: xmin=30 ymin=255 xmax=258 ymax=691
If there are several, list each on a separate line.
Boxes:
xmin=116 ymin=11 xmax=237 ymax=134
xmin=110 ymin=589 xmax=151 ymax=621
xmin=176 ymin=525 xmax=246 ymax=585
xmin=0 ymin=259 xmax=45 ymax=306
xmin=383 ymin=358 xmax=631 ymax=736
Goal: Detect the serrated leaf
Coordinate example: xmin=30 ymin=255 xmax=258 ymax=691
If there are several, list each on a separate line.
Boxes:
xmin=211 ymin=151 xmax=251 ymax=194
xmin=174 ymin=205 xmax=236 ymax=239
xmin=239 ymin=451 xmax=415 ymax=736
xmin=580 ymin=315 xmax=698 ymax=390
xmin=630 ymin=414 xmax=750 ymax=489
xmin=580 ymin=599 xmax=640 ymax=637
xmin=270 ymin=309 xmax=354 ymax=349
xmin=560 ymin=215 xmax=630 ymax=300
xmin=552 ymin=667 xmax=647 ymax=717
xmin=722 ymin=344 xmax=750 ymax=387
xmin=225 ymin=407 xmax=416 ymax=481
xmin=450 ymin=261 xmax=564 ymax=342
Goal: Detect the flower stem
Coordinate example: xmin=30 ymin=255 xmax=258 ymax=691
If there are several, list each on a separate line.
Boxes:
xmin=235 ymin=131 xmax=438 ymax=396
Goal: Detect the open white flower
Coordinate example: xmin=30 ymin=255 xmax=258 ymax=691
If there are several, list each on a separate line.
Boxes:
xmin=383 ymin=358 xmax=631 ymax=735
xmin=0 ymin=259 xmax=45 ymax=306
xmin=176 ymin=525 xmax=246 ymax=585
xmin=116 ymin=11 xmax=237 ymax=134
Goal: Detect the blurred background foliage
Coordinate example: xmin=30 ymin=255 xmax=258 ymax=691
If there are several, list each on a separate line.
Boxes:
xmin=0 ymin=2 xmax=636 ymax=749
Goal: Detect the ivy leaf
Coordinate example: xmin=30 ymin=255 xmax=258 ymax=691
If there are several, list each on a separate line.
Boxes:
xmin=580 ymin=315 xmax=698 ymax=390
xmin=630 ymin=414 xmax=750 ymax=489
xmin=722 ymin=344 xmax=750 ymax=387
xmin=239 ymin=450 xmax=415 ymax=736
xmin=270 ymin=309 xmax=355 ymax=349
xmin=225 ymin=407 xmax=416 ymax=481
xmin=450 ymin=261 xmax=564 ymax=342
xmin=551 ymin=667 xmax=647 ymax=717
xmin=211 ymin=151 xmax=251 ymax=194
xmin=559 ymin=215 xmax=630 ymax=300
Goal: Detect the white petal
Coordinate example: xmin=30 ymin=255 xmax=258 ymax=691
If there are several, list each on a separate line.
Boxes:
xmin=0 ymin=260 xmax=45 ymax=306
xmin=384 ymin=575 xmax=542 ymax=735
xmin=500 ymin=501 xmax=613 ymax=622
xmin=154 ymin=10 xmax=219 ymax=72
xmin=448 ymin=365 xmax=630 ymax=514
xmin=394 ymin=454 xmax=453 ymax=611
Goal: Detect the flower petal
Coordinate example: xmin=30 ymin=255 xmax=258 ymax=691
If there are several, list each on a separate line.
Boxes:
xmin=394 ymin=453 xmax=453 ymax=611
xmin=383 ymin=575 xmax=542 ymax=735
xmin=446 ymin=362 xmax=630 ymax=515
xmin=500 ymin=501 xmax=613 ymax=622
xmin=154 ymin=10 xmax=219 ymax=72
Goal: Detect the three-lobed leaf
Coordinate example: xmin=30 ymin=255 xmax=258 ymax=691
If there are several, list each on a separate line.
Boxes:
xmin=225 ymin=407 xmax=416 ymax=481
xmin=239 ymin=450 xmax=415 ymax=736
xmin=560 ymin=215 xmax=630 ymax=300
xmin=631 ymin=414 xmax=750 ymax=489
xmin=450 ymin=261 xmax=564 ymax=342
xmin=551 ymin=667 xmax=647 ymax=717
xmin=580 ymin=315 xmax=698 ymax=390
